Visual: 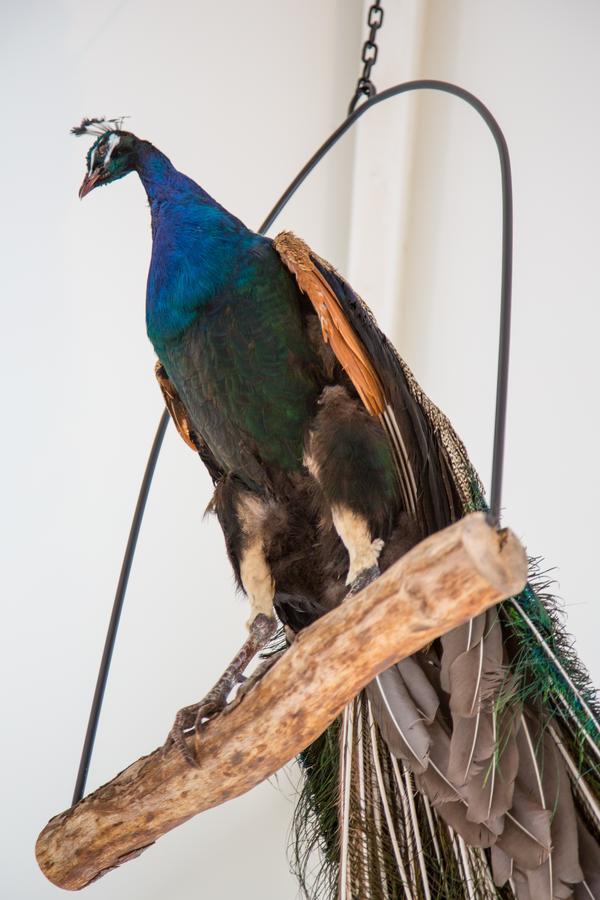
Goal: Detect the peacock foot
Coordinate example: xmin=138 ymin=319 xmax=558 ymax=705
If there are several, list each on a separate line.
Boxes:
xmin=163 ymin=613 xmax=277 ymax=767
xmin=163 ymin=679 xmax=236 ymax=767
xmin=346 ymin=562 xmax=381 ymax=598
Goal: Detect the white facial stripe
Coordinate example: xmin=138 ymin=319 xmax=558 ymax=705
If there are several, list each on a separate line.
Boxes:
xmin=103 ymin=133 xmax=120 ymax=166
xmin=87 ymin=133 xmax=120 ymax=174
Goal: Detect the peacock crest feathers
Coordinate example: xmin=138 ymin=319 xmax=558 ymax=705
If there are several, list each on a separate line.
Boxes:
xmin=70 ymin=116 xmax=128 ymax=137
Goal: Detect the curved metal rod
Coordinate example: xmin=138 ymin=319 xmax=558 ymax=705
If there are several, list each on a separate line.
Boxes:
xmin=72 ymin=79 xmax=513 ymax=803
xmin=72 ymin=411 xmax=170 ymax=805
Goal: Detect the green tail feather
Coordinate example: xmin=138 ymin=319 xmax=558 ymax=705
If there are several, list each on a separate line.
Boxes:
xmin=468 ymin=483 xmax=600 ymax=761
xmin=292 ymin=720 xmax=341 ymax=898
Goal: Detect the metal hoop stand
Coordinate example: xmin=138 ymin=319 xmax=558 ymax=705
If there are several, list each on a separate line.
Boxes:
xmin=72 ymin=80 xmax=513 ymax=806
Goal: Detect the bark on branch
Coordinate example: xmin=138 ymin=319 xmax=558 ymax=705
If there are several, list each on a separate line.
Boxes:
xmin=36 ymin=512 xmax=527 ymax=890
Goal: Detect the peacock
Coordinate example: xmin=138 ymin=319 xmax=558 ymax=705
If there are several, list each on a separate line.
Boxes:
xmin=73 ymin=117 xmax=600 ymax=899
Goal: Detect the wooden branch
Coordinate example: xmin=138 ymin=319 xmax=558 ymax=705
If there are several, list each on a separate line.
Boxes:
xmin=36 ymin=512 xmax=527 ymax=891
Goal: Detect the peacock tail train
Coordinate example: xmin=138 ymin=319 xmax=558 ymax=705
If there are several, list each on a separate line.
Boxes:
xmin=290 ymin=354 xmax=600 ymax=900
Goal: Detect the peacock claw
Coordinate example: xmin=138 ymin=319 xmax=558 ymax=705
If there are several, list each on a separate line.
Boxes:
xmin=163 ymin=679 xmax=235 ymax=766
xmin=346 ymin=563 xmax=380 ymax=598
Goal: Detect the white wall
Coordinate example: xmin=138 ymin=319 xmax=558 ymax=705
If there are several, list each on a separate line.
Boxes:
xmin=4 ymin=2 xmax=599 ymax=899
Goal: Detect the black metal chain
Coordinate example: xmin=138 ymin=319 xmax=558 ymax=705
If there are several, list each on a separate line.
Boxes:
xmin=348 ymin=2 xmax=384 ymax=114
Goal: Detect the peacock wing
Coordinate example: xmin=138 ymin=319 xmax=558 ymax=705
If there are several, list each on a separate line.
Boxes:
xmin=273 ymin=230 xmax=471 ymax=534
xmin=154 ymin=361 xmax=225 ymax=484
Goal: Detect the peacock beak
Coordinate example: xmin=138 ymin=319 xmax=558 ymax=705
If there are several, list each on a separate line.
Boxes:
xmin=78 ymin=168 xmax=103 ymax=199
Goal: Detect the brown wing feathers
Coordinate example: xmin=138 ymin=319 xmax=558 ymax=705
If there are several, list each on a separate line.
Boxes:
xmin=273 ymin=232 xmax=386 ymax=417
xmin=155 ymin=361 xmax=199 ymax=450
xmin=274 ymin=231 xmax=419 ymax=519
xmin=155 ymin=362 xmax=225 ymax=485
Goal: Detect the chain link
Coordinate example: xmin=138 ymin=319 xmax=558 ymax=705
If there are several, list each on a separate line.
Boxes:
xmin=348 ymin=2 xmax=384 ymax=115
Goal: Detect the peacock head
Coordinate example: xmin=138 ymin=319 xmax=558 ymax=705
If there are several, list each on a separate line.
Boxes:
xmin=72 ymin=117 xmax=138 ymax=198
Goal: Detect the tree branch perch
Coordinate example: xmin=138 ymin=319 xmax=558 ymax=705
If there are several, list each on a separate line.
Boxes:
xmin=36 ymin=512 xmax=527 ymax=890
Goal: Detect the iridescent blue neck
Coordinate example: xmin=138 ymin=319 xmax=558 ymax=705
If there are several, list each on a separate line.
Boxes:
xmin=135 ymin=141 xmax=207 ymax=205
xmin=137 ymin=142 xmax=262 ymax=352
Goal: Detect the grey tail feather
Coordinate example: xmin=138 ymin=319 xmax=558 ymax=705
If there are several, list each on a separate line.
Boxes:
xmin=291 ymin=673 xmax=600 ymax=898
xmin=293 ymin=691 xmax=516 ymax=899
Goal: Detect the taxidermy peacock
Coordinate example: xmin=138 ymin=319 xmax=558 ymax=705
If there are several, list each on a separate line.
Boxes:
xmin=74 ymin=117 xmax=600 ymax=899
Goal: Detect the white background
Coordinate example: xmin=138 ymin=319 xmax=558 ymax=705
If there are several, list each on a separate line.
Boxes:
xmin=3 ymin=2 xmax=599 ymax=898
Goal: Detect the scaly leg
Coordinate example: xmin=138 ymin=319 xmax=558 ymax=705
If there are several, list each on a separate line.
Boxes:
xmin=164 ymin=612 xmax=276 ymax=765
xmin=225 ymin=649 xmax=286 ymax=714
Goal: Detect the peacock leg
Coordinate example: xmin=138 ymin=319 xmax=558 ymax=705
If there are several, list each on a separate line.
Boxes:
xmin=165 ymin=488 xmax=277 ymax=765
xmin=305 ymin=386 xmax=396 ymax=596
xmin=164 ymin=613 xmax=276 ymax=765
xmin=331 ymin=504 xmax=384 ymax=596
xmin=226 ymin=649 xmax=286 ymax=712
